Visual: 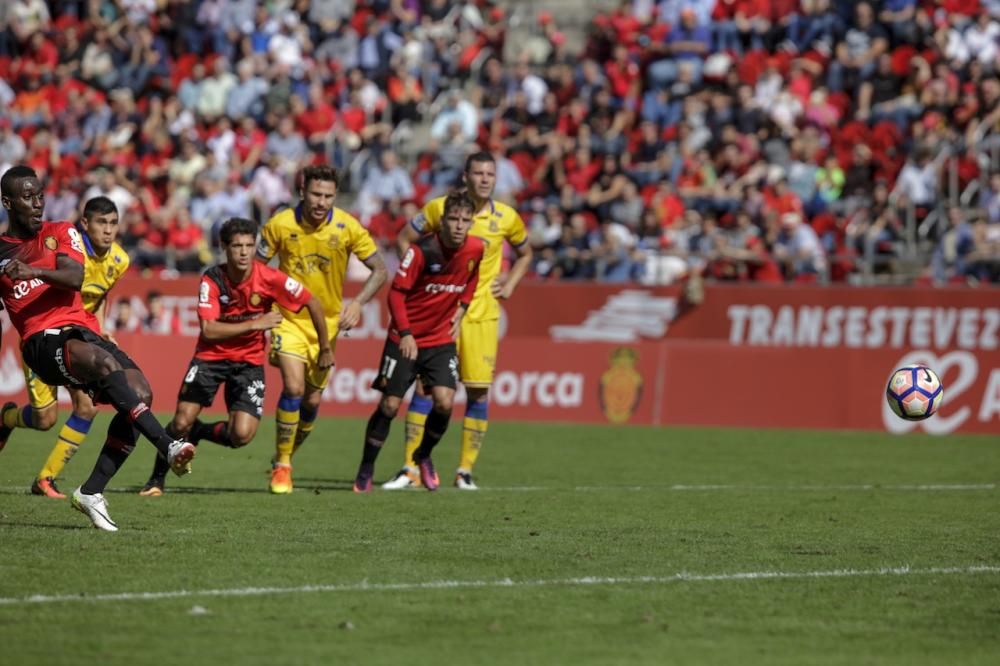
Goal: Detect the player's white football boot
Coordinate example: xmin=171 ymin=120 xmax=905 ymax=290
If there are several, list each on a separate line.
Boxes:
xmin=381 ymin=468 xmax=421 ymax=490
xmin=71 ymin=488 xmax=118 ymax=532
xmin=454 ymin=471 xmax=478 ymax=491
xmin=167 ymin=440 xmax=196 ymax=477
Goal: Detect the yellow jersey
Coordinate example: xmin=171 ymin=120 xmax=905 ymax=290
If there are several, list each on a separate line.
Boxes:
xmin=410 ymin=196 xmax=527 ymax=322
xmin=258 ymin=204 xmax=378 ymax=337
xmin=79 ymin=225 xmax=130 ymax=316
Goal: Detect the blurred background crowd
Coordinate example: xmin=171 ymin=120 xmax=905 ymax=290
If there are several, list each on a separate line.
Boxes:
xmin=1 ymin=0 xmax=1000 ymax=286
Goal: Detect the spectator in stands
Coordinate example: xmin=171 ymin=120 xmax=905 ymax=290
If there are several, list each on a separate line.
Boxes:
xmin=827 ymin=2 xmax=888 ymax=93
xmin=773 ymin=211 xmax=827 ymax=279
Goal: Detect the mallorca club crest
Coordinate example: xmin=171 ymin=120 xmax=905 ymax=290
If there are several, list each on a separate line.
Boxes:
xmin=598 ymin=347 xmax=643 ymax=424
xmin=44 ymin=235 xmax=58 ymax=251
xmin=249 ymin=293 xmax=262 ymax=307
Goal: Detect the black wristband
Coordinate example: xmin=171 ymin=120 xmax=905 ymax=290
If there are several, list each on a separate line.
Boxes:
xmin=399 ymin=329 xmax=412 ymax=338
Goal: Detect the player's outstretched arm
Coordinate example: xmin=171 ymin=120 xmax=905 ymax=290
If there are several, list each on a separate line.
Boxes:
xmin=201 ymin=310 xmax=283 ymax=340
xmin=303 ymin=296 xmax=334 ymax=369
xmin=4 ymin=254 xmax=83 ymax=291
xmin=340 ymin=252 xmax=388 ymax=331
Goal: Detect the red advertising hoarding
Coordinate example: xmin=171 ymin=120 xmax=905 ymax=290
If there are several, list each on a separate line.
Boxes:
xmin=0 ymin=276 xmax=996 ymax=435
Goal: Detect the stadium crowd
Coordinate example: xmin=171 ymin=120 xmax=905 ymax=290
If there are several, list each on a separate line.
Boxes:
xmin=1 ymin=0 xmax=1000 ymax=285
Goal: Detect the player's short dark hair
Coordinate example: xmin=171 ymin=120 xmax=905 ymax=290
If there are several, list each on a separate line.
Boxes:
xmin=464 ymin=151 xmax=495 ymax=173
xmin=442 ymin=190 xmax=476 ymax=218
xmin=301 ymin=164 xmax=339 ymax=191
xmin=82 ymin=196 xmax=118 ymax=219
xmin=1 ymin=165 xmax=38 ymax=198
xmin=219 ymin=217 xmax=259 ymax=245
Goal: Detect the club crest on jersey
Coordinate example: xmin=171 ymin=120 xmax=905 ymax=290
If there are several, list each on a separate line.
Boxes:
xmin=249 ymin=293 xmax=262 ymax=306
xmin=44 ymin=235 xmax=58 ymax=251
xmin=327 ymin=235 xmax=341 ymax=250
xmin=107 ymin=266 xmax=115 ymax=278
xmin=467 ymin=259 xmax=475 ymax=273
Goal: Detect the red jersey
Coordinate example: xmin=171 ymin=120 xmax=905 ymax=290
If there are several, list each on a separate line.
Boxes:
xmin=388 ymin=234 xmax=484 ymax=347
xmin=0 ymin=220 xmax=99 ymax=341
xmin=195 ymin=262 xmax=311 ymax=364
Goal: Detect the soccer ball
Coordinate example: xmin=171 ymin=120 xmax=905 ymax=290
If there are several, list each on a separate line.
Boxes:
xmin=885 ymin=366 xmax=944 ymax=421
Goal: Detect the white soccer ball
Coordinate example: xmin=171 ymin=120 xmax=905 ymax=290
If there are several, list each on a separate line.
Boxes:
xmin=885 ymin=365 xmax=944 ymax=421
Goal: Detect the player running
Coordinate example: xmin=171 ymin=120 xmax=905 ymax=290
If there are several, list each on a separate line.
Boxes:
xmin=0 ymin=196 xmax=130 ymax=499
xmin=257 ymin=164 xmax=387 ymax=494
xmin=138 ymin=217 xmax=332 ymax=496
xmin=384 ymin=151 xmax=532 ymax=490
xmin=353 ymin=191 xmax=483 ymax=492
xmin=0 ymin=165 xmax=194 ymax=531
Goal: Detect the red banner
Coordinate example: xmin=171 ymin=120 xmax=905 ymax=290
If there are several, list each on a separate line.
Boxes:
xmin=0 ymin=277 xmax=997 ymax=434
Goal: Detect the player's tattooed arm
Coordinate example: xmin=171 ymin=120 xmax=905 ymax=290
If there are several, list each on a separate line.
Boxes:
xmin=4 ymin=254 xmax=84 ymax=291
xmin=340 ymin=252 xmax=388 ymax=331
xmin=303 ymin=296 xmax=334 ymax=369
xmin=492 ymin=242 xmax=533 ymax=301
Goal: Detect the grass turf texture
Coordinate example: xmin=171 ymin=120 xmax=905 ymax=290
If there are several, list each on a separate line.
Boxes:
xmin=0 ymin=416 xmax=998 ymax=665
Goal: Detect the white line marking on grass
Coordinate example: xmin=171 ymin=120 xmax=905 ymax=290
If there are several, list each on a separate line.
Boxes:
xmin=0 ymin=484 xmax=993 ymax=496
xmin=2 ymin=565 xmax=998 ymax=607
xmin=491 ymin=484 xmax=997 ymax=493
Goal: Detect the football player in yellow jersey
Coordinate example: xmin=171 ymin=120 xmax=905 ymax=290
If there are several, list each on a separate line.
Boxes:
xmin=0 ymin=196 xmax=130 ymax=498
xmin=257 ymin=164 xmax=387 ymax=494
xmin=384 ymin=151 xmax=532 ymax=490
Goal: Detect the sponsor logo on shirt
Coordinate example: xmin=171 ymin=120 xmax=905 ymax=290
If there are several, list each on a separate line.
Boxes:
xmin=424 ymin=283 xmax=466 ymax=294
xmin=12 ymin=278 xmax=45 ymax=299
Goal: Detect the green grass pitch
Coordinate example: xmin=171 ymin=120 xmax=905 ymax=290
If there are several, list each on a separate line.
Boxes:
xmin=1 ymin=416 xmax=998 ymax=665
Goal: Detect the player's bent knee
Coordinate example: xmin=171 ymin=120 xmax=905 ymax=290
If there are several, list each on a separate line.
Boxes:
xmin=170 ymin=417 xmax=195 ymax=438
xmin=431 ymin=399 xmax=454 ymax=417
xmin=33 ymin=406 xmax=58 ymax=431
xmin=230 ymin=430 xmax=256 ymax=448
xmin=379 ymin=396 xmax=401 ymax=419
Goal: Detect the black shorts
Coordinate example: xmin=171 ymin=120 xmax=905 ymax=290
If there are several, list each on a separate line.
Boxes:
xmin=372 ymin=339 xmax=458 ymax=398
xmin=178 ymin=358 xmax=265 ymax=417
xmin=21 ymin=326 xmax=138 ymax=392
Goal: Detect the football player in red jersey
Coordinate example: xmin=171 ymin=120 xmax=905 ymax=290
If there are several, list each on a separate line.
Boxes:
xmin=352 ymin=191 xmax=484 ymax=492
xmin=0 ymin=165 xmax=195 ymax=531
xmin=138 ymin=217 xmax=332 ymax=495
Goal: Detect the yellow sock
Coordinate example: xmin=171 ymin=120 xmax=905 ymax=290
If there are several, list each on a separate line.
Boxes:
xmin=458 ymin=402 xmax=489 ymax=473
xmin=403 ymin=396 xmax=431 ymax=470
xmin=3 ymin=404 xmax=32 ymax=429
xmin=39 ymin=414 xmax=92 ymax=479
xmin=275 ymin=395 xmax=302 ymax=466
xmin=292 ymin=414 xmax=316 ymax=457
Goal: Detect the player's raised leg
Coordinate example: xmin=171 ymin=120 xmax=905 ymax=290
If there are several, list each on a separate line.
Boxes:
xmin=34 ymin=387 xmax=97 ymax=499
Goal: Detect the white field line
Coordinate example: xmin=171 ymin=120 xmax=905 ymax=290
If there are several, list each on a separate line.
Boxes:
xmin=481 ymin=484 xmax=997 ymax=492
xmin=1 ymin=565 xmax=997 ymax=607
xmin=0 ymin=484 xmax=995 ymax=495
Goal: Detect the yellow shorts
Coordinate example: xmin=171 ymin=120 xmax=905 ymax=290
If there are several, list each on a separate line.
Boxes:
xmin=23 ymin=360 xmax=58 ymax=411
xmin=268 ymin=321 xmax=338 ymax=391
xmin=456 ymin=318 xmax=499 ymax=387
